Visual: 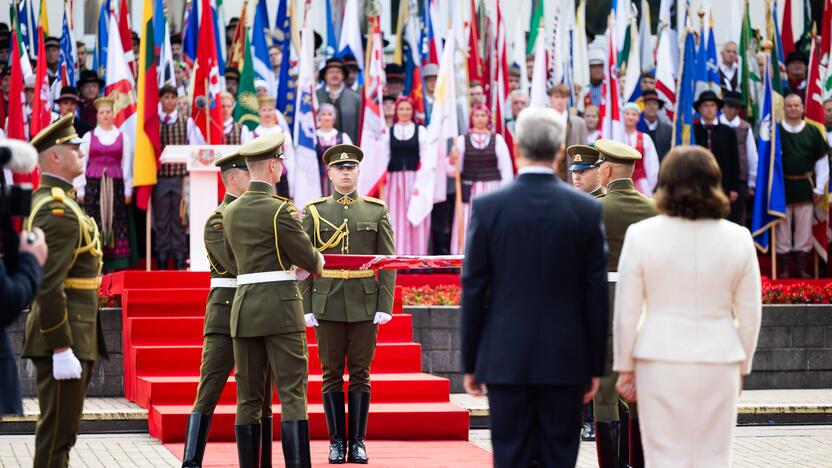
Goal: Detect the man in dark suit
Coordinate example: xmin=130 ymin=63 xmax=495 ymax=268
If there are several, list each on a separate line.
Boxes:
xmin=693 ymin=91 xmax=741 ymax=221
xmin=315 ymin=58 xmax=361 ymax=143
xmin=637 ymin=90 xmax=673 ymax=162
xmin=461 ymin=107 xmax=609 ymax=468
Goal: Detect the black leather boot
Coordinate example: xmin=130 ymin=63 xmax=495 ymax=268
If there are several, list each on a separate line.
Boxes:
xmin=619 ymin=410 xmax=629 ymax=468
xmin=181 ymin=413 xmax=211 ymax=467
xmin=594 ymin=421 xmax=620 ymax=468
xmin=628 ymin=417 xmax=644 ymax=468
xmin=260 ymin=416 xmax=273 ymax=468
xmin=236 ymin=424 xmax=261 ymax=468
xmin=347 ymin=391 xmax=371 ymax=464
xmin=281 ymin=420 xmax=312 ymax=468
xmin=323 ymin=392 xmax=347 ymax=464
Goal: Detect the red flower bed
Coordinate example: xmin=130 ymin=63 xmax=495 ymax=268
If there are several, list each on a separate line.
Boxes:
xmin=401 ymin=285 xmax=461 ymax=306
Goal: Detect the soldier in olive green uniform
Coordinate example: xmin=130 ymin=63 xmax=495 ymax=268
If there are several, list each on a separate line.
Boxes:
xmin=299 ymin=144 xmax=396 ymax=464
xmin=593 ymin=139 xmax=658 ymax=468
xmin=23 ymin=114 xmax=107 ymax=468
xmin=182 ymin=153 xmax=274 ymax=468
xmin=223 ymin=133 xmax=324 ymax=468
xmin=567 ymin=145 xmax=605 ymax=198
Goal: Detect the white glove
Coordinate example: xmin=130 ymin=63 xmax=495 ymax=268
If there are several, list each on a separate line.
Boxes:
xmin=373 ymin=312 xmax=392 ymax=325
xmin=304 ymin=313 xmax=319 ymax=327
xmin=52 ymin=348 xmax=83 ymax=380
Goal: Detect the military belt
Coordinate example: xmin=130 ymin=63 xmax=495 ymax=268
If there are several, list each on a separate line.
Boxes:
xmin=321 ymin=269 xmax=376 ymax=280
xmin=784 ymin=172 xmax=813 ymax=181
xmin=64 ymin=277 xmax=101 ymax=290
xmin=210 ymin=278 xmax=238 ymax=288
xmin=607 ymin=272 xmax=619 ymax=283
xmin=237 ymin=271 xmax=297 ymax=285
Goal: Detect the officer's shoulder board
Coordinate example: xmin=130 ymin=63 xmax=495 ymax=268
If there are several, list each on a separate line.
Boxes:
xmin=307 ymin=197 xmax=329 ymax=205
xmin=363 ymin=196 xmax=386 ymax=206
xmin=43 ymin=187 xmax=70 ymax=217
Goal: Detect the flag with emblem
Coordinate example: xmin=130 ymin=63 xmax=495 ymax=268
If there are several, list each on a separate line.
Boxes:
xmin=134 ymin=0 xmax=161 ymax=210
xmin=105 ymin=7 xmax=137 ymax=146
xmin=805 ymin=34 xmax=829 ymax=262
xmin=58 ymin=4 xmax=76 ymax=86
xmin=192 ymin=0 xmax=224 ymax=143
xmin=600 ymin=16 xmax=623 ymax=141
xmin=673 ymin=29 xmax=696 ymax=146
xmin=655 ymin=22 xmax=676 ymax=121
xmin=117 ymin=0 xmax=136 ymax=77
xmin=234 ymin=27 xmax=260 ymax=130
xmin=292 ymin=26 xmax=322 ymax=209
xmin=275 ymin=0 xmax=296 ymax=124
xmin=182 ymin=0 xmax=198 ymax=66
xmin=225 ymin=0 xmax=248 ymax=69
xmin=751 ymin=54 xmax=786 ymax=253
xmin=94 ymin=0 xmax=110 ymax=75
xmin=357 ymin=16 xmax=388 ymax=196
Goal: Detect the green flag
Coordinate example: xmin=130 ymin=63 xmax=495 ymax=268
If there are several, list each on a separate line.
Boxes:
xmin=234 ymin=27 xmax=260 ymax=130
xmin=796 ymin=0 xmax=813 ymax=56
xmin=526 ymin=0 xmax=544 ymax=56
xmin=739 ymin=0 xmax=756 ymax=123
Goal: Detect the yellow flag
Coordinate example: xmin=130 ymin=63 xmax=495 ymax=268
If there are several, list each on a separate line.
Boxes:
xmin=39 ymin=0 xmax=49 ymax=35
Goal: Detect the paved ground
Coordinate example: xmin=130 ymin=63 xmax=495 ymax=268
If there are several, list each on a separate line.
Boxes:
xmin=1 ymin=425 xmax=831 ymax=467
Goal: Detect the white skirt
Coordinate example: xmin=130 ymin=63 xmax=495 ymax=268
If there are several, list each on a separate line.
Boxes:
xmin=450 ymin=180 xmax=503 ymax=255
xmin=635 ymin=359 xmax=741 ymax=468
xmin=384 ymin=170 xmax=430 ymax=255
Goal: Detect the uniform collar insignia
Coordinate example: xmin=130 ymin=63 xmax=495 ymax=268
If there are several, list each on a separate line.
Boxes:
xmin=336 ymin=194 xmax=355 ymax=205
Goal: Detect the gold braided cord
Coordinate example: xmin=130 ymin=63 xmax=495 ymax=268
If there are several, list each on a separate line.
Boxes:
xmin=207 ymin=253 xmax=227 ymax=275
xmin=307 ymin=204 xmax=349 ymax=253
xmin=273 ymin=201 xmax=287 ymax=271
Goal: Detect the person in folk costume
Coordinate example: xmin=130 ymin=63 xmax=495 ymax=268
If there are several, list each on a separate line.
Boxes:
xmin=382 ymin=96 xmax=431 ymax=255
xmin=219 ymin=92 xmax=243 ymax=145
xmin=242 ymin=96 xmax=296 ymax=199
xmin=315 ymin=103 xmax=353 ymax=198
xmin=448 ymin=104 xmax=514 ymax=255
xmin=75 ymin=97 xmax=134 ymax=272
xmin=584 ymin=105 xmax=601 ymax=145
xmin=621 ymin=102 xmax=660 ymax=196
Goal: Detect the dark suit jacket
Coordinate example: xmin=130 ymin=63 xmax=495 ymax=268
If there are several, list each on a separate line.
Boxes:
xmin=693 ymin=122 xmax=742 ymax=195
xmin=73 ymin=117 xmax=93 ymax=138
xmin=461 ymin=172 xmax=609 ymax=385
xmin=316 ymin=87 xmax=361 ymax=144
xmin=638 ymin=117 xmax=673 ymax=162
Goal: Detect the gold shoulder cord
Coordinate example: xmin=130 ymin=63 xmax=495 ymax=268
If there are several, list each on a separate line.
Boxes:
xmin=207 ymin=253 xmax=227 ymax=275
xmin=307 ymin=204 xmax=349 ymax=253
xmin=273 ymin=201 xmax=288 ymax=270
xmin=28 ymin=190 xmax=103 ymax=274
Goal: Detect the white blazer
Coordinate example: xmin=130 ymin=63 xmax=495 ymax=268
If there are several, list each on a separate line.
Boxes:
xmin=613 ymin=215 xmax=762 ymax=375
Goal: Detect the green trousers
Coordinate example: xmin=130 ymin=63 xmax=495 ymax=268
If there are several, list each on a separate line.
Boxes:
xmin=192 ymin=333 xmax=272 ymax=416
xmin=593 ymin=337 xmax=638 ymax=421
xmin=232 ymin=333 xmax=308 ymax=425
xmin=315 ymin=320 xmax=377 ymax=395
xmin=31 ymin=357 xmax=94 ymax=468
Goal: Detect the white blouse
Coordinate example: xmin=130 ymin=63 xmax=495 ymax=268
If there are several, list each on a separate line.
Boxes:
xmin=448 ymin=132 xmax=514 ymax=185
xmin=76 ymin=126 xmax=134 ymax=197
xmin=382 ymin=122 xmax=429 ymax=164
xmin=316 ymin=128 xmax=353 ymax=146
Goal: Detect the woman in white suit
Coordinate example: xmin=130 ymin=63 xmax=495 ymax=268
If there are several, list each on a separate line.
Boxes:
xmin=613 ymin=146 xmax=762 ymax=468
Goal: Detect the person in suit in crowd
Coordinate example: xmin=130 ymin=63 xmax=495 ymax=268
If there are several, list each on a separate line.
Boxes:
xmin=593 ymin=139 xmax=658 ymax=468
xmin=549 ymin=84 xmax=588 ymax=182
xmin=461 ymin=107 xmax=609 ymax=468
xmin=637 ymin=90 xmax=672 ymax=162
xmin=719 ymin=41 xmax=740 ymax=93
xmin=315 ymin=58 xmax=361 ymax=143
xmin=720 ymin=91 xmax=758 ymax=228
xmin=614 ymin=145 xmax=762 ymax=467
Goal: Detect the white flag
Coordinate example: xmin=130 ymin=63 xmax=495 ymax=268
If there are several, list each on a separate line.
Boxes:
xmin=357 ymin=20 xmax=388 ymax=196
xmin=529 ymin=27 xmax=548 ymax=108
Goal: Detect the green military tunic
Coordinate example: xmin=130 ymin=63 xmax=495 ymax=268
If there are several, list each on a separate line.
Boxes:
xmin=24 ymin=174 xmax=106 ymax=468
xmin=300 ymin=191 xmax=396 ymax=394
xmin=779 ymin=123 xmax=829 ymax=204
xmin=595 ymin=177 xmax=657 ymax=422
xmin=224 ymin=180 xmax=321 ymax=424
xmin=590 ymin=186 xmax=605 ymax=198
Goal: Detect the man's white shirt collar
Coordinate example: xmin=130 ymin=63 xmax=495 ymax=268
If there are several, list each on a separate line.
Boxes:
xmin=782 ymin=120 xmax=806 ymax=133
xmin=518 ymin=166 xmax=555 ymax=175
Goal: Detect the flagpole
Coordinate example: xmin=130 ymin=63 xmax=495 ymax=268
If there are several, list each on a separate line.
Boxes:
xmin=146 ymin=199 xmax=152 ymax=271
xmin=454 ymin=149 xmax=463 ymax=254
xmin=771 ymin=226 xmax=777 ymax=279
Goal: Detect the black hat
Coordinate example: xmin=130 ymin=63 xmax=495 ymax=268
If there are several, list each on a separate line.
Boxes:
xmin=385 ymin=63 xmax=405 ymax=83
xmin=131 ymin=30 xmax=140 ymax=42
xmin=722 ymin=90 xmax=745 ymax=108
xmin=319 ymin=57 xmax=348 ymax=81
xmin=78 ymin=69 xmax=104 ymax=88
xmin=0 ymin=66 xmax=11 ymax=77
xmin=56 ymin=86 xmax=81 ymax=103
xmin=44 ymin=36 xmax=60 ymax=48
xmin=693 ymin=90 xmax=723 ymax=110
xmin=342 ymin=53 xmax=359 ymax=70
xmin=640 ymin=89 xmax=664 ymax=108
xmin=170 ymin=33 xmax=182 ymax=45
xmin=225 ymin=67 xmax=240 ymax=81
xmin=313 ymin=31 xmax=323 ymax=51
xmin=786 ymin=51 xmax=808 ymax=65
xmin=382 ymin=94 xmax=397 ymax=103
xmin=159 ymin=84 xmax=178 ymax=97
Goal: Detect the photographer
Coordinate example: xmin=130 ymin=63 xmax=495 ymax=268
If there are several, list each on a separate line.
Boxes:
xmin=1 ymin=139 xmax=48 ymax=415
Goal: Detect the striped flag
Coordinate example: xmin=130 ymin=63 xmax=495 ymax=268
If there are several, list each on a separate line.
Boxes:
xmin=31 ymin=26 xmax=51 ymax=139
xmin=805 ymin=35 xmax=829 ymax=262
xmin=134 ymin=0 xmax=161 ymax=210
xmin=117 ymin=0 xmax=136 ymax=77
xmin=182 ymin=0 xmax=198 ymax=66
xmin=154 ymin=0 xmax=176 ymax=87
xmin=493 ymin=0 xmax=515 ymax=171
xmin=192 ymin=0 xmax=224 ymax=144
xmin=105 ymin=8 xmax=137 ymax=146
xmin=251 ymin=0 xmax=274 ymax=93
xmin=338 ymin=0 xmax=364 ymax=71
xmin=357 ymin=17 xmax=388 ymax=197
xmin=275 ymin=0 xmax=296 ymax=125
xmin=58 ymin=4 xmax=76 ymax=86
xmin=291 ymin=26 xmax=323 ymax=209
xmin=600 ymin=18 xmax=623 ymax=141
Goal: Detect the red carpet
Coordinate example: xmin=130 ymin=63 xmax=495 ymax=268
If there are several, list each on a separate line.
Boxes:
xmin=111 ymin=271 xmax=469 ymax=444
xmin=163 ymin=440 xmax=492 ymax=467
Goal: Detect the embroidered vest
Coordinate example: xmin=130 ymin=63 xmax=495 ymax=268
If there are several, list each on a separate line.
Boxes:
xmin=461 ymin=134 xmax=501 ymax=182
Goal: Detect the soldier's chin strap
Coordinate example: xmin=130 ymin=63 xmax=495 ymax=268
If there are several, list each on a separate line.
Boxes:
xmin=307 ymin=204 xmax=349 ymax=253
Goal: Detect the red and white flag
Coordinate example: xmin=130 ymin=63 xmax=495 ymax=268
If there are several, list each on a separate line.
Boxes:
xmin=191 ymin=0 xmax=224 ymax=144
xmin=806 ymin=32 xmax=829 ymax=263
xmin=118 ymin=0 xmax=137 ymax=78
xmin=357 ymin=17 xmax=389 ymax=197
xmin=493 ymin=0 xmax=515 ymax=171
xmin=600 ymin=20 xmax=624 ymax=141
xmin=654 ymin=23 xmax=676 ymax=121
xmin=106 ymin=8 xmax=137 ymax=146
xmin=31 ymin=26 xmax=51 ymax=139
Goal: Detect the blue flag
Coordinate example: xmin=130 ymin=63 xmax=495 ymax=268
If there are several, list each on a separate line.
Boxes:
xmin=325 ymin=0 xmax=338 ymax=58
xmin=182 ymin=0 xmax=198 ymax=65
xmin=751 ymin=57 xmax=787 ymax=253
xmin=275 ymin=0 xmax=296 ymax=125
xmin=251 ymin=0 xmax=272 ymax=83
xmin=57 ymin=9 xmax=76 ymax=86
xmin=94 ymin=0 xmax=110 ymax=74
xmin=693 ymin=21 xmax=708 ymax=99
xmin=705 ymin=21 xmax=720 ymax=92
xmin=18 ymin=0 xmax=36 ymax=58
xmin=211 ymin=2 xmax=225 ymax=78
xmin=674 ymin=30 xmax=697 ymax=146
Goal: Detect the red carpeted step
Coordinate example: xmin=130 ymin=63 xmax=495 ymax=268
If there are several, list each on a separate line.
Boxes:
xmin=133 ymin=343 xmax=423 ymax=377
xmin=127 ymin=315 xmax=413 ymax=346
xmin=122 ymin=288 xmax=209 ymax=318
xmin=150 ymin=402 xmax=470 ymax=443
xmin=136 ymin=373 xmax=451 ymax=407
xmin=102 ymin=271 xmax=211 ymax=296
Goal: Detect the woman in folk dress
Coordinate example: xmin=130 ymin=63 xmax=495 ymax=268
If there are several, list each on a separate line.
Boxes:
xmin=315 ymin=103 xmax=353 ymax=197
xmin=449 ymin=104 xmax=514 ymax=255
xmin=383 ymin=96 xmax=430 ymax=255
xmin=241 ymin=96 xmax=295 ymax=199
xmin=76 ymin=96 xmax=134 ymax=271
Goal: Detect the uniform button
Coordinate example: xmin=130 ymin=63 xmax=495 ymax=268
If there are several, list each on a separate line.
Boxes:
xmin=313 ymin=288 xmax=316 ymax=292
xmin=344 ymin=206 xmax=349 ymax=210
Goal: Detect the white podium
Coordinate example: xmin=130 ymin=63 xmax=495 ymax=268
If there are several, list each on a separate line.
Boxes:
xmin=160 ymin=145 xmax=240 ymax=271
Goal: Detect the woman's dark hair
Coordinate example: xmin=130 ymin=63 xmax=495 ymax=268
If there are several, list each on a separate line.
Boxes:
xmin=654 ymin=145 xmax=730 ymax=220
